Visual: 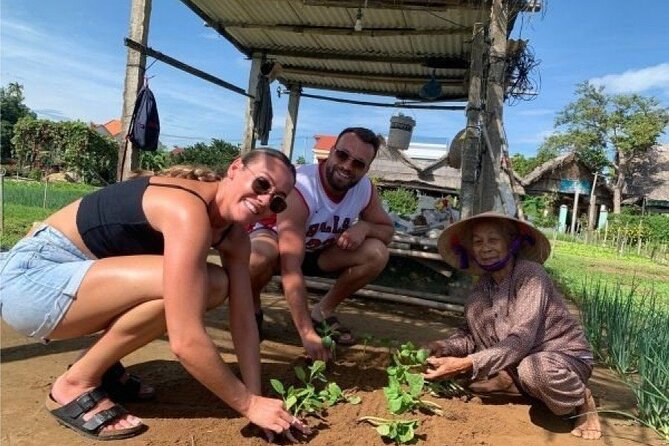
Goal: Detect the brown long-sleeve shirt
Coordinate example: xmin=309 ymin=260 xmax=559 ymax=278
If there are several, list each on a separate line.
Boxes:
xmin=434 ymin=259 xmax=592 ymax=379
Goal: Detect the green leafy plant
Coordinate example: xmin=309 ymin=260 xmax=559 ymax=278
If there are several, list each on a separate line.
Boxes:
xmin=390 ymin=342 xmax=469 ymax=399
xmin=381 ymin=187 xmax=418 ymax=218
xmin=313 ymin=319 xmax=339 ymax=356
xmin=358 ymin=417 xmax=419 ymax=445
xmin=270 ymin=360 xmax=360 ymax=418
xmin=384 ymin=373 xmax=443 ymax=416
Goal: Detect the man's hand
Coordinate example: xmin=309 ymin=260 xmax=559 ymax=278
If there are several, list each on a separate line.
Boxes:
xmin=301 ymin=330 xmax=332 ymax=362
xmin=337 ymin=222 xmax=368 ymax=251
xmin=422 ymin=356 xmax=473 ymax=380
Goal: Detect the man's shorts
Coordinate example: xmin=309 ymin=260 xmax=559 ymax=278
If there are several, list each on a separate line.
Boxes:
xmin=301 ymin=250 xmax=339 ymax=279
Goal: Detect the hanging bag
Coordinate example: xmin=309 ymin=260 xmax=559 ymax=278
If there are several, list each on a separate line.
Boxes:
xmin=128 ymin=82 xmax=160 ymax=151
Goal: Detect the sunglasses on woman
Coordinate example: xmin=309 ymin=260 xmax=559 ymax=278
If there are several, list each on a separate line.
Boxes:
xmin=245 ymin=165 xmax=288 ymax=213
xmin=333 ymin=148 xmax=367 ymax=170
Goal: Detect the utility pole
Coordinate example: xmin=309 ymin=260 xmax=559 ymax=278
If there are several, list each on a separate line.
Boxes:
xmin=478 ymin=0 xmax=508 ymax=213
xmin=459 ymin=23 xmax=484 ymax=219
xmin=242 ymin=54 xmax=262 ymax=154
xmin=118 ymin=0 xmax=152 ymax=181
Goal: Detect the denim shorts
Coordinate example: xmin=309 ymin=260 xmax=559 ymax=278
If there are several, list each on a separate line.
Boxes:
xmin=0 ymin=224 xmax=95 ymax=342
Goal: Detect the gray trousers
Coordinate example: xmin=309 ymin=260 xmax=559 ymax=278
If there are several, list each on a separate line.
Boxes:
xmin=512 ymin=351 xmax=592 ymax=416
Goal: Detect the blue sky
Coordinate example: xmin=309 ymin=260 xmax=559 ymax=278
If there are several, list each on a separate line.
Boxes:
xmin=1 ymin=0 xmax=668 ymax=161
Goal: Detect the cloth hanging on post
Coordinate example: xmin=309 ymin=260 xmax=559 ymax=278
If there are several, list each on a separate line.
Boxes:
xmin=252 ymin=63 xmax=273 ymax=146
xmin=128 ymin=80 xmax=160 ymax=151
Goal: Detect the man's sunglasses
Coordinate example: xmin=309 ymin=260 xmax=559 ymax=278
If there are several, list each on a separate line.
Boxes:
xmin=249 ymin=174 xmax=288 ymax=214
xmin=333 ymin=148 xmax=367 ymax=170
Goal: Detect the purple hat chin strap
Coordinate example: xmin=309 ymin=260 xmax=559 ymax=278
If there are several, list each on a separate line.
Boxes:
xmin=473 ymin=234 xmax=535 ymax=272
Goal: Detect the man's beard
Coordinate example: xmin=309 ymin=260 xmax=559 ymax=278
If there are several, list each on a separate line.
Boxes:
xmin=325 ymin=163 xmax=361 ymax=192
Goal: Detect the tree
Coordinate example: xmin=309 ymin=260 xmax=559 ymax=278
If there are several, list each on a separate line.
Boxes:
xmin=510 ymin=145 xmax=561 ymax=178
xmin=296 ymin=155 xmax=307 ymax=165
xmin=1 ymin=82 xmax=37 ymax=160
xmin=544 ymin=82 xmax=669 ymax=213
xmin=172 ymin=138 xmax=240 ymax=173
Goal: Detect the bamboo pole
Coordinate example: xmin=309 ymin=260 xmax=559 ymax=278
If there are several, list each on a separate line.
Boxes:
xmin=388 ymin=247 xmax=443 ymax=261
xmin=305 ymin=276 xmax=465 ymax=305
xmin=303 ymin=278 xmax=464 ymax=313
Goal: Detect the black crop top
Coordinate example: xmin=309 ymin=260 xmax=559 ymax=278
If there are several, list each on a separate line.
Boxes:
xmin=76 ymin=177 xmax=231 ymax=258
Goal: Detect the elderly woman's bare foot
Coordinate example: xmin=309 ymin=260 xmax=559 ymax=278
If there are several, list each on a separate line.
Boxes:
xmin=571 ymin=388 xmax=601 ymax=440
xmin=468 ymin=370 xmax=520 ymax=395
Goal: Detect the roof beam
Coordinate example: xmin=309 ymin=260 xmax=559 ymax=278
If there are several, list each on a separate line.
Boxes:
xmin=303 ymin=0 xmax=541 ymax=12
xmin=278 ymin=79 xmax=465 ymax=101
xmin=303 ymin=0 xmax=487 ymax=9
xmin=222 ymin=22 xmax=472 ymax=37
xmin=253 ymin=47 xmax=469 ymax=69
xmin=281 ymin=66 xmax=464 ymax=85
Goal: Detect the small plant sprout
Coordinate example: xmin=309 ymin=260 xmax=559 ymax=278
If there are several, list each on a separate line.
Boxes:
xmin=391 ymin=341 xmax=469 ymax=399
xmin=358 ymin=416 xmax=420 ymax=445
xmin=384 ymin=373 xmax=443 ymax=416
xmin=314 ymin=319 xmax=339 ymax=356
xmin=270 ymin=360 xmax=361 ymax=419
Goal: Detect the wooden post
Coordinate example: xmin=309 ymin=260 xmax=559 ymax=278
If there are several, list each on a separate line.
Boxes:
xmin=587 ymin=172 xmax=599 ymax=234
xmin=282 ymin=84 xmax=301 ymax=159
xmin=570 ymin=188 xmax=580 ymax=235
xmin=118 ymin=0 xmax=152 ymax=181
xmin=478 ymin=0 xmax=508 ymax=214
xmin=459 ymin=23 xmax=484 ymax=219
xmin=241 ymin=54 xmax=262 ymax=154
xmin=0 ymin=167 xmax=5 ymax=235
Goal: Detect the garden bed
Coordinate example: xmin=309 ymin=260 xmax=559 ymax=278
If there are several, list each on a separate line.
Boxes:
xmin=1 ymin=289 xmax=663 ymax=446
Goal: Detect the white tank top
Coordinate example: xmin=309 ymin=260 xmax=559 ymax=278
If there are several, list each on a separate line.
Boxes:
xmin=296 ymin=163 xmax=372 ymax=251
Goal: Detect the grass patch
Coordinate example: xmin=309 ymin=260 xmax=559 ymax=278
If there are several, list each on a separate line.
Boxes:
xmin=546 ymin=240 xmax=669 ymax=300
xmin=1 ymin=180 xmax=94 ymax=249
xmin=3 ymin=179 xmax=97 ymax=209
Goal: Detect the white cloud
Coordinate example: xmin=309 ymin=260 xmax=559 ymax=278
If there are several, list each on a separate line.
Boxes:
xmin=590 ymin=63 xmax=669 ymax=95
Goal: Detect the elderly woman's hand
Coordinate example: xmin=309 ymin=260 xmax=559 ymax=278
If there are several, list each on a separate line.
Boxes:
xmin=424 ymin=339 xmax=452 ymax=356
xmin=422 ymin=356 xmax=473 ymax=380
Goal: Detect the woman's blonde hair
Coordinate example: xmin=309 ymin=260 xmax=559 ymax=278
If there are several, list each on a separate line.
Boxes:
xmin=158 ymin=165 xmax=222 ymax=182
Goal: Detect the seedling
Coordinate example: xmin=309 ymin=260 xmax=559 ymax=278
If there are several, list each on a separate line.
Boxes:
xmin=318 ymin=381 xmax=362 ymax=406
xmin=358 ymin=416 xmax=419 ymax=445
xmin=384 ymin=373 xmax=443 ymax=416
xmin=391 ymin=341 xmax=469 ymax=399
xmin=314 ymin=319 xmax=339 ymax=356
xmin=270 ymin=360 xmax=361 ymax=418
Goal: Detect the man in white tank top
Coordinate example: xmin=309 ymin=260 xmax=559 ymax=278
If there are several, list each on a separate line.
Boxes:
xmin=249 ymin=127 xmax=394 ymax=361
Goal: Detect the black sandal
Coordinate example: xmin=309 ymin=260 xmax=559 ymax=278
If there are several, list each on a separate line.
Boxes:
xmin=101 ymin=362 xmax=156 ymax=402
xmin=45 ymin=387 xmax=145 ymax=440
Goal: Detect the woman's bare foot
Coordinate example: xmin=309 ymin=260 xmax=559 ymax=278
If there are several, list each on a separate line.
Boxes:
xmin=468 ymin=370 xmax=520 ymax=395
xmin=50 ymin=373 xmax=143 ymax=433
xmin=571 ymin=388 xmax=601 ymax=440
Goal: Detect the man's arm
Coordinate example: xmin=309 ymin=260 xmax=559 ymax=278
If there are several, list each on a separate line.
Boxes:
xmin=277 ymin=191 xmax=331 ymax=360
xmin=358 ymin=185 xmax=395 ymax=243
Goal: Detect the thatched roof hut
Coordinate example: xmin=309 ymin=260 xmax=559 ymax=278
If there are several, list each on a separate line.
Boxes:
xmin=369 ymin=144 xmax=523 ymax=196
xmin=521 ymin=152 xmax=611 ymax=201
xmin=624 ymin=144 xmax=669 ymax=212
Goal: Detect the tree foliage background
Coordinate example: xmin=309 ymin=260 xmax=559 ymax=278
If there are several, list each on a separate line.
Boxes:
xmin=11 ymin=117 xmax=118 ymax=184
xmin=539 ymin=82 xmax=669 ymax=213
xmin=1 ymin=82 xmax=37 ymax=160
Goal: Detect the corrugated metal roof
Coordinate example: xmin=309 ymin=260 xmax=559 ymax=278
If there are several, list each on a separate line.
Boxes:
xmin=181 ymin=0 xmax=530 ymax=101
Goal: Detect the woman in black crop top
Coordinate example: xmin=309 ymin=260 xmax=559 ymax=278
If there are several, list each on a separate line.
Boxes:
xmin=0 ymin=148 xmax=309 ymax=441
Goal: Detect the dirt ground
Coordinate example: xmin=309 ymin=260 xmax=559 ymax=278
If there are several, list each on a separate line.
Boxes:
xmin=1 ymin=288 xmax=662 ymax=446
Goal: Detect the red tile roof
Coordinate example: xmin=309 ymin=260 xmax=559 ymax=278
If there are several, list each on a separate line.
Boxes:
xmin=313 ymin=134 xmax=336 ymax=150
xmin=103 ymin=119 xmax=122 ymax=137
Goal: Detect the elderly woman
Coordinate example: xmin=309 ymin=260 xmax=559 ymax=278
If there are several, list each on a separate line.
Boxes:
xmin=424 ymin=212 xmax=601 ymax=440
